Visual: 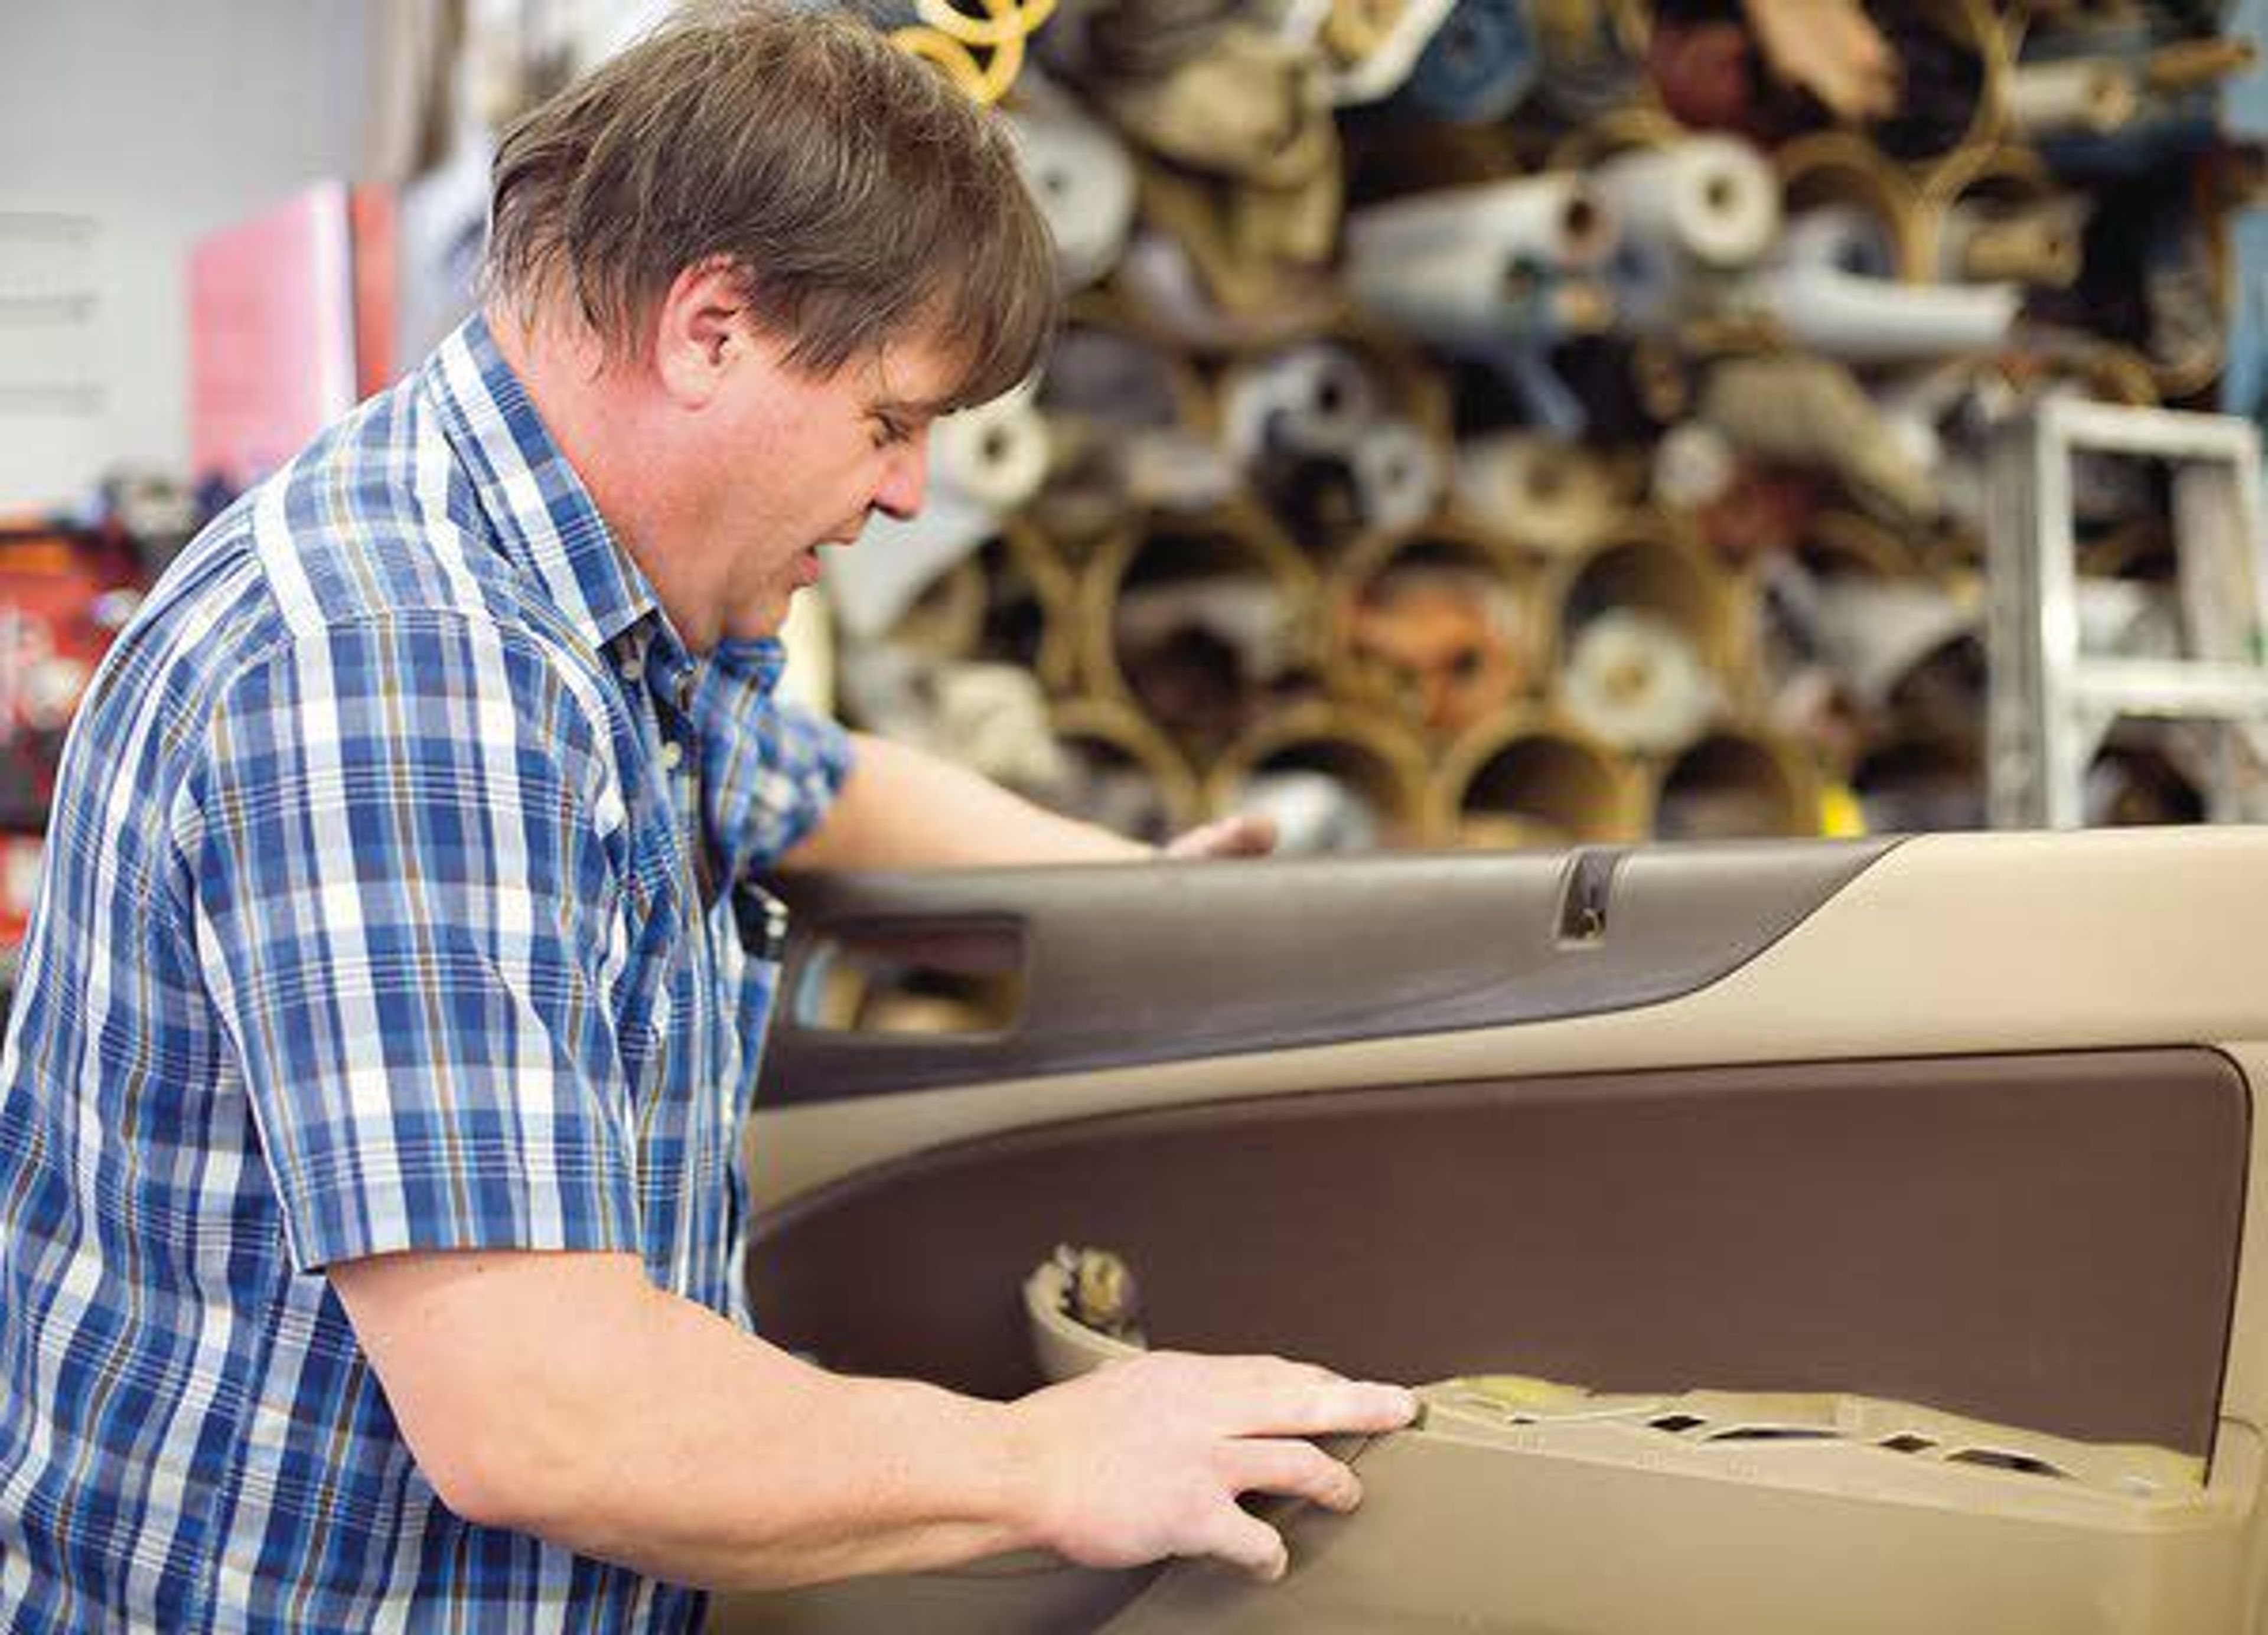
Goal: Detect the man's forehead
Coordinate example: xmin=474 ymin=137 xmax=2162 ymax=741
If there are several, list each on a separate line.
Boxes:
xmin=863 ymin=334 xmax=974 ymax=415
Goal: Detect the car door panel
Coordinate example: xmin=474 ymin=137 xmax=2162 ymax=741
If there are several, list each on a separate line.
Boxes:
xmin=714 ymin=828 xmax=2268 ymax=1634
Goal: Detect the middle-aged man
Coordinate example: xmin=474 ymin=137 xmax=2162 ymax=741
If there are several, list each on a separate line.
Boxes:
xmin=0 ymin=5 xmax=1417 ymax=1632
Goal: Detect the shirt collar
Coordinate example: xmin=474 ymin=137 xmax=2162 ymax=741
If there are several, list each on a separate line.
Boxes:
xmin=419 ymin=314 xmax=661 ymax=654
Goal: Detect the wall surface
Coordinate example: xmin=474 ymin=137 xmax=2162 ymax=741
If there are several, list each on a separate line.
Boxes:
xmin=0 ymin=1 xmax=373 ymax=512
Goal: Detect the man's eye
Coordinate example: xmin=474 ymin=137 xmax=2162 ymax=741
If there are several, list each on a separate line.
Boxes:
xmin=873 ymin=418 xmax=910 ymax=448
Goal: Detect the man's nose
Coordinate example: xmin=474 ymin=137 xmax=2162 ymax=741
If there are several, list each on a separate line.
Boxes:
xmin=873 ymin=432 xmax=930 ymax=521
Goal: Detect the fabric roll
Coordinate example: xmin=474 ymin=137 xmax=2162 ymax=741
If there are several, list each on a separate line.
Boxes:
xmin=1392 ymin=0 xmax=1539 ymax=123
xmin=1454 ymin=432 xmax=1622 ymax=556
xmin=1744 ymin=261 xmax=2021 ymax=362
xmin=1559 ymin=608 xmax=1721 ymax=755
xmin=1328 ymin=0 xmax=1459 ymax=104
xmin=1594 ymin=137 xmax=1783 ymax=272
xmin=2009 ymin=57 xmax=2140 ymax=138
xmin=834 ymin=386 xmax=1050 ymax=638
xmin=1346 ymin=171 xmax=1615 ymax=272
xmin=1005 ymin=87 xmax=1137 ymax=288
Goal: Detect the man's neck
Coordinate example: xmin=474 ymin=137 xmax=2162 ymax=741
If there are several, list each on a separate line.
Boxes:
xmin=484 ymin=303 xmax=696 ymax=626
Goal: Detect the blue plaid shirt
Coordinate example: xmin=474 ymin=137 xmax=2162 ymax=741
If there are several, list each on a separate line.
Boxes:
xmin=0 ymin=317 xmax=851 ymax=1631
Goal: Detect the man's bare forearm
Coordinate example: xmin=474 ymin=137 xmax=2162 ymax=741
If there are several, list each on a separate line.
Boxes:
xmin=333 ymin=1247 xmax=1416 ymax=1591
xmin=333 ymin=1250 xmax=1041 ymax=1590
xmin=783 ymin=732 xmax=1146 ymax=871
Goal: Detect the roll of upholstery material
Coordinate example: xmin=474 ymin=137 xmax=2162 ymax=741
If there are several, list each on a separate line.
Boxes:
xmin=1803 ymin=575 xmax=1982 ymax=712
xmin=1345 ymin=171 xmax=1617 ymax=272
xmin=1454 ymin=432 xmax=1625 ymax=557
xmin=1530 ymin=0 xmax=1650 ymax=123
xmin=1935 ymin=197 xmax=2087 ymax=287
xmin=934 ymin=383 xmax=1052 ymax=510
xmin=1648 ymin=16 xmax=1768 ymax=138
xmin=1115 ymin=227 xmax=1337 ymax=351
xmin=1083 ymin=507 xmax=1321 ymax=748
xmin=836 ymin=647 xmax=1070 ymax=794
xmin=1698 ymin=354 xmax=1939 ymax=526
xmin=1778 ymin=205 xmax=1904 ymax=282
xmin=2008 ymin=57 xmax=2142 ymax=139
xmin=1650 ymin=420 xmax=1738 ymax=512
xmin=1589 ymin=135 xmax=1783 ymax=337
xmin=835 ymin=385 xmax=1051 ymax=639
xmin=1744 ymin=260 xmax=2022 ymax=363
xmin=1594 ymin=136 xmax=1783 ymax=272
xmin=1429 ymin=710 xmax=1647 ymax=845
xmin=1036 ymin=0 xmax=1239 ymax=85
xmin=1777 ymin=131 xmax=1934 ymax=282
xmin=1032 ymin=322 xmax=1230 ymax=540
xmin=1328 ymin=0 xmax=1459 ymax=105
xmin=1559 ymin=608 xmax=1721 ymax=755
xmin=1004 ymin=86 xmax=1138 ymax=288
xmin=1550 ymin=526 xmax=1739 ymax=728
xmin=1098 ymin=23 xmax=1337 ymax=186
xmin=1393 ymin=0 xmax=1539 ymax=123
xmin=1653 ymin=727 xmax=1819 ymax=840
xmin=1135 ymin=161 xmax=1344 ymax=317
xmin=1851 ymin=729 xmax=1987 ymax=833
xmin=1218 ymin=340 xmax=1452 ymax=549
xmin=1345 ymin=242 xmax=1617 ymax=351
xmin=1205 ymin=697 xmax=1436 ymax=848
xmin=1328 ymin=526 xmax=1539 ymax=733
xmin=1046 ymin=694 xmax=1208 ymax=843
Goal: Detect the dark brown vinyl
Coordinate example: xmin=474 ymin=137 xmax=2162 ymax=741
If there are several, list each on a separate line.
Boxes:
xmin=758 ymin=838 xmax=1899 ymax=1105
xmin=746 ymin=1049 xmax=2250 ymax=1457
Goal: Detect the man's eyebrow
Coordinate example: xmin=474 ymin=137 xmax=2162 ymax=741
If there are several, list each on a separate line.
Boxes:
xmin=867 ymin=393 xmax=956 ymax=418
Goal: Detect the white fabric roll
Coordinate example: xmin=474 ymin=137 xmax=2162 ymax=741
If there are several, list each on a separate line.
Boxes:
xmin=1345 ymin=237 xmax=1573 ymax=347
xmin=2009 ymin=58 xmax=2139 ymax=138
xmin=832 ymin=387 xmax=1050 ymax=640
xmin=1220 ymin=343 xmax=1387 ymax=463
xmin=1747 ymin=265 xmax=2021 ymax=363
xmin=1345 ymin=172 xmax=1613 ymax=271
xmin=1005 ymin=95 xmax=1137 ymax=290
xmin=1593 ymin=137 xmax=1781 ymax=272
xmin=931 ymin=384 xmax=1051 ymax=511
xmin=1560 ymin=609 xmax=1719 ymax=753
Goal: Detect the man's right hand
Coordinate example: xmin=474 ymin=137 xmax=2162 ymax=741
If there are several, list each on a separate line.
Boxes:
xmin=1007 ymin=1350 xmax=1420 ymax=1582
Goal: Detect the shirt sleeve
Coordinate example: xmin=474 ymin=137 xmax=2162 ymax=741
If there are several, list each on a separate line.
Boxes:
xmin=694 ymin=637 xmax=853 ymax=885
xmin=172 ymin=609 xmax=642 ymax=1274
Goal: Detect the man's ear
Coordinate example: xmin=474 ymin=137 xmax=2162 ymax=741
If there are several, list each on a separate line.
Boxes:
xmin=651 ymin=257 xmax=748 ymax=409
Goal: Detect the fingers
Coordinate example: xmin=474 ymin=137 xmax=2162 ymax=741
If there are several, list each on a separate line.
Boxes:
xmin=1203 ymin=1357 xmax=1420 ymax=1437
xmin=1221 ymin=1437 xmax=1363 ymax=1513
xmin=1198 ymin=1504 xmax=1291 ymax=1582
xmin=1162 ymin=812 xmax=1279 ymax=859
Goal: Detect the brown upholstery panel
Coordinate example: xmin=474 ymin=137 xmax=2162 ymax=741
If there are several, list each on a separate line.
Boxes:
xmin=745 ymin=1050 xmax=2249 ymax=1457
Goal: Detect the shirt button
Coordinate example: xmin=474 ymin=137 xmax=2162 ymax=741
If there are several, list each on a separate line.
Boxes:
xmin=660 ymin=739 xmax=684 ymax=772
xmin=621 ymin=657 xmax=644 ymax=684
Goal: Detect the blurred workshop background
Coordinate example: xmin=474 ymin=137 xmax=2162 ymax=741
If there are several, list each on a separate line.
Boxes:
xmin=8 ymin=0 xmax=2268 ymax=1009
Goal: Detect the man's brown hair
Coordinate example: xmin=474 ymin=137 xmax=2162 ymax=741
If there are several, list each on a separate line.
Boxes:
xmin=484 ymin=1 xmax=1058 ymax=408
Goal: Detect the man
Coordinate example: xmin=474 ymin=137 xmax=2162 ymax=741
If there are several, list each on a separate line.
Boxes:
xmin=0 ymin=6 xmax=1415 ymax=1630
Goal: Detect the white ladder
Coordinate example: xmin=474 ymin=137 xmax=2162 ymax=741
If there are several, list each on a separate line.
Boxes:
xmin=1986 ymin=398 xmax=2268 ymax=828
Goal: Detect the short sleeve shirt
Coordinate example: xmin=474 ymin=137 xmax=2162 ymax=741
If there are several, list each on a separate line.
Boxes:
xmin=0 ymin=316 xmax=850 ymax=1632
